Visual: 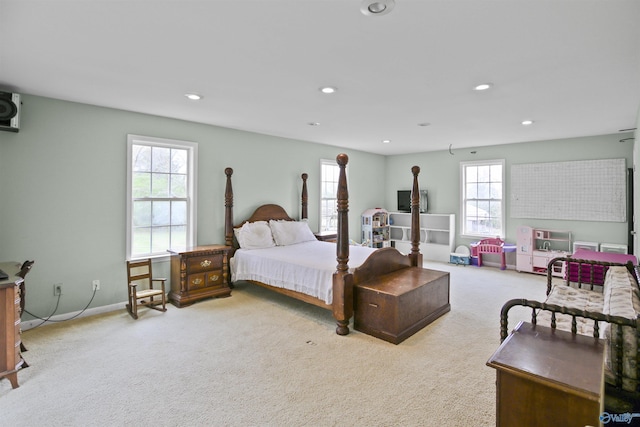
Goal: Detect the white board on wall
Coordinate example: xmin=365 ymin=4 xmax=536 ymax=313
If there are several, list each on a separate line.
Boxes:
xmin=510 ymin=158 xmax=626 ymax=222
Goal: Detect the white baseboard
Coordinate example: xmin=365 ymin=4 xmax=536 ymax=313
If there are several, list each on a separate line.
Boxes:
xmin=21 ymin=301 xmax=126 ymax=331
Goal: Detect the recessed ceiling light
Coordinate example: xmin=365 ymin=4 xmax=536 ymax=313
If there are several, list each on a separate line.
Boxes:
xmin=382 ymin=139 xmax=391 ymax=144
xmin=474 ymin=83 xmax=493 ymax=91
xmin=319 ymin=86 xmax=336 ymax=94
xmin=185 ymin=93 xmax=202 ymax=100
xmin=417 ymin=122 xmax=431 ymax=127
xmin=521 ymin=120 xmax=534 ymax=126
xmin=361 ymin=0 xmax=395 ymax=16
xmin=308 ymin=122 xmax=320 ymax=126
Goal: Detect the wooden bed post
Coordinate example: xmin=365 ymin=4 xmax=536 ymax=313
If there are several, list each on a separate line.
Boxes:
xmin=301 ymin=173 xmax=308 ymax=220
xmin=224 ymin=167 xmax=234 ymax=248
xmin=333 ymin=153 xmax=352 ymax=335
xmin=410 ymin=166 xmax=423 ymax=267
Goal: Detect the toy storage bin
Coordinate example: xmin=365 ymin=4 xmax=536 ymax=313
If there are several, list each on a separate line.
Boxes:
xmin=450 ymin=245 xmax=471 ymax=265
xmin=600 ymin=243 xmax=627 ymax=254
xmin=573 ymin=241 xmax=599 ymax=253
xmin=450 ymin=254 xmax=470 ymax=265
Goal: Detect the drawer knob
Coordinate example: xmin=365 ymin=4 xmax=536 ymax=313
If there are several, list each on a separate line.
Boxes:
xmin=192 ymin=278 xmax=203 ymax=285
xmin=200 ymin=260 xmax=212 ymax=268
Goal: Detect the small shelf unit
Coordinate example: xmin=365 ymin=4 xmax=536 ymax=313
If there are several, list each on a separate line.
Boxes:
xmin=388 ymin=212 xmax=455 ymax=262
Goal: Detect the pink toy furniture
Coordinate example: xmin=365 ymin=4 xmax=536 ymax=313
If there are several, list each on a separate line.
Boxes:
xmin=477 ymin=238 xmax=506 ymax=270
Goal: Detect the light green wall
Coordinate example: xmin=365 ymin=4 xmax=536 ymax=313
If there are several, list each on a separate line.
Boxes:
xmin=385 ymin=133 xmax=635 ymax=249
xmin=1 ymin=94 xmax=636 ymax=319
xmin=0 ymin=95 xmax=385 ymax=319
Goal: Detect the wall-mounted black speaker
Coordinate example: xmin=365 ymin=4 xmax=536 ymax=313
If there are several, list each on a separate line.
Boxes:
xmin=0 ymin=92 xmax=21 ymax=133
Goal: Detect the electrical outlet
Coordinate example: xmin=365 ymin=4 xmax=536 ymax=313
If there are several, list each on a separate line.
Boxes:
xmin=92 ymin=279 xmax=100 ymax=291
xmin=53 ymin=284 xmax=63 ymax=296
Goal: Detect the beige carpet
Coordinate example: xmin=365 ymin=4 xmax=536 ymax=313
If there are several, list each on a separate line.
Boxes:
xmin=0 ymin=262 xmax=547 ymax=426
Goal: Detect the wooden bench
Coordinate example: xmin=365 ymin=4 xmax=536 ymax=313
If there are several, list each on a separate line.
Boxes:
xmin=354 ymin=267 xmax=450 ymax=344
xmin=500 ymin=257 xmax=640 ymax=405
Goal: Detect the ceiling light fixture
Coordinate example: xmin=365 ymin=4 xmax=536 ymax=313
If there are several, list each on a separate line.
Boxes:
xmin=521 ymin=120 xmax=534 ymax=126
xmin=308 ymin=122 xmax=320 ymax=126
xmin=185 ymin=93 xmax=202 ymax=100
xmin=361 ymin=0 xmax=395 ymax=16
xmin=474 ymin=83 xmax=493 ymax=91
xmin=382 ymin=139 xmax=391 ymax=144
xmin=319 ymin=86 xmax=336 ymax=94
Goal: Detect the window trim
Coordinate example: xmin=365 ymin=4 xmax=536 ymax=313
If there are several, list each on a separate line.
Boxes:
xmin=126 ymin=134 xmax=198 ymax=261
xmin=319 ymin=158 xmax=343 ymax=232
xmin=460 ymin=159 xmax=505 ymax=239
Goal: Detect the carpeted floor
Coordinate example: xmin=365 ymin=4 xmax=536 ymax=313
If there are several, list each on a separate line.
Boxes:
xmin=0 ymin=262 xmax=547 ymax=426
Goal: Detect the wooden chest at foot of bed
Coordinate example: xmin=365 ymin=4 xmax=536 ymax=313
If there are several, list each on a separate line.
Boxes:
xmin=354 ymin=267 xmax=450 ymax=344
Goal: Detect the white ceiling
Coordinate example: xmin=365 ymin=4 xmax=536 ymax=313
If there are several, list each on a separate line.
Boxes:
xmin=1 ymin=0 xmax=639 ymax=155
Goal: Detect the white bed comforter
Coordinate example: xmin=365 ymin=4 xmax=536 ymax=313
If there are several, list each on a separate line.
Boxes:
xmin=230 ymin=240 xmax=377 ymax=304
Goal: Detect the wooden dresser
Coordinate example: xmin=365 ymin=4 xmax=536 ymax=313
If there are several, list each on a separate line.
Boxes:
xmin=0 ymin=262 xmax=25 ymax=389
xmin=168 ymin=245 xmax=232 ymax=307
xmin=487 ymin=321 xmax=604 ymax=427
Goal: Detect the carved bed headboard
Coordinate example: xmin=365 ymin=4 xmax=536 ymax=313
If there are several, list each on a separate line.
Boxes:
xmin=224 ymin=168 xmax=309 ymax=248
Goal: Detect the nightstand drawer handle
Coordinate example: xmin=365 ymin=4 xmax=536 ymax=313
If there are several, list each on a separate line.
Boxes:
xmin=369 ymin=303 xmax=379 ymax=308
xmin=200 ymin=260 xmax=212 ymax=268
xmin=210 ymin=274 xmax=219 ymax=282
xmin=192 ymin=278 xmax=203 ymax=285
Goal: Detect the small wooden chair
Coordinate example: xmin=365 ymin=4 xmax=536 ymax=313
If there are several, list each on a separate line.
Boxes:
xmin=16 ymin=260 xmax=34 ymax=317
xmin=126 ymin=259 xmax=167 ymax=319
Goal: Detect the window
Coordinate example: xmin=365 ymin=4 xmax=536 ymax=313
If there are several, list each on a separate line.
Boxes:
xmin=461 ymin=159 xmax=505 ymax=238
xmin=126 ymin=135 xmax=197 ymax=260
xmin=319 ymin=159 xmax=340 ymax=232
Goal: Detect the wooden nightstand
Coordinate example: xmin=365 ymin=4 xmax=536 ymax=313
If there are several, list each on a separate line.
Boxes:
xmin=487 ymin=321 xmax=604 ymax=427
xmin=315 ymin=231 xmax=337 ymax=242
xmin=168 ymin=245 xmax=232 ymax=307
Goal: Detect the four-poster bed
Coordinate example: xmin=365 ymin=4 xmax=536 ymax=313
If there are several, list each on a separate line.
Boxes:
xmin=224 ymin=153 xmax=450 ymax=339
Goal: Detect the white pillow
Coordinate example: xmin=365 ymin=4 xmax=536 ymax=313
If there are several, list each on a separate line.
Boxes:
xmin=234 ymin=221 xmax=275 ymax=250
xmin=269 ymin=220 xmax=317 ymax=246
